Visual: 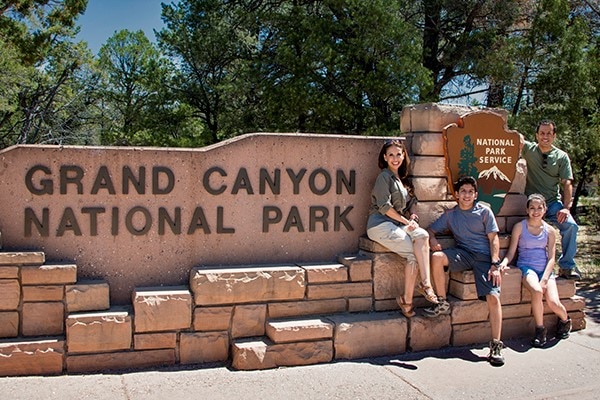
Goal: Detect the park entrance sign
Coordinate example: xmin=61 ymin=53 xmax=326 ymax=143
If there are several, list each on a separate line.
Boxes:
xmin=0 ymin=133 xmax=383 ymax=303
xmin=443 ymin=111 xmax=521 ymax=214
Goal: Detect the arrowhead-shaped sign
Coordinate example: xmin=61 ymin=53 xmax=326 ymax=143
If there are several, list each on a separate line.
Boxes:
xmin=443 ymin=111 xmax=520 ymax=214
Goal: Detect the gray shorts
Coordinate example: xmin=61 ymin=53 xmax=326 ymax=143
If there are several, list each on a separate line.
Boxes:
xmin=443 ymin=247 xmax=500 ymax=300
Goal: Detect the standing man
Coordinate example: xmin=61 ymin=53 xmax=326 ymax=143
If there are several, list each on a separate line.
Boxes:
xmin=520 ymin=120 xmax=580 ymax=280
xmin=425 ymin=176 xmax=505 ymax=366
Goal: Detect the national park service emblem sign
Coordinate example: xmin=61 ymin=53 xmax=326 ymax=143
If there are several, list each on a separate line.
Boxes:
xmin=443 ymin=111 xmax=520 ymax=214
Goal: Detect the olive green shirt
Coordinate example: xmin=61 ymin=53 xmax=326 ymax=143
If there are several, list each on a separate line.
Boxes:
xmin=522 ymin=141 xmax=573 ymax=203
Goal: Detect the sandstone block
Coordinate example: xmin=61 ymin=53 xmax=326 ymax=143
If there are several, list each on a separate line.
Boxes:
xmin=65 ymin=281 xmax=110 ymax=313
xmin=231 ymin=304 xmax=267 ymax=339
xmin=569 ymin=311 xmax=586 ymax=332
xmin=306 ymin=282 xmax=372 ymax=300
xmin=0 ymin=252 xmax=45 ymax=266
xmin=497 ymin=193 xmax=527 ymax=217
xmin=522 ymin=278 xmax=576 ymax=303
xmin=411 ymin=156 xmax=447 ymax=177
xmin=401 ymin=103 xmax=479 ymax=133
xmin=330 ymin=312 xmax=407 ymax=359
xmin=499 ymin=267 xmax=522 ymax=305
xmin=556 ymin=279 xmax=576 ymax=298
xmin=452 ymin=321 xmax=491 ymax=346
xmin=180 ymin=331 xmax=229 ymax=365
xmin=299 ymin=262 xmax=347 ymax=283
xmin=450 ymin=270 xmax=475 ymax=284
xmin=0 ymin=279 xmax=20 ymax=310
xmin=412 ymin=201 xmax=457 ymax=229
xmin=358 ymin=236 xmax=391 ymax=253
xmin=66 ymin=349 xmax=175 ymax=373
xmin=231 ymin=338 xmax=333 ymax=370
xmin=348 ymin=297 xmax=373 ymax=312
xmin=0 ymin=339 xmax=64 ymax=376
xmin=266 ymin=318 xmax=334 ymax=343
xmin=194 ymin=306 xmax=233 ymax=331
xmin=134 ymin=332 xmax=177 ymax=350
xmin=502 ymin=316 xmax=535 ymax=340
xmin=338 ymin=255 xmax=372 ymax=282
xmin=505 ymin=216 xmax=524 ymax=233
xmin=268 ymin=299 xmax=347 ymax=319
xmin=410 ymin=133 xmax=444 ymax=156
xmin=190 ymin=265 xmax=306 ymax=306
xmin=22 ymin=285 xmax=64 ymax=302
xmin=412 ymin=177 xmax=449 ymax=201
xmin=0 ymin=312 xmax=19 ymax=338
xmin=369 ymin=252 xmax=404 ymax=300
xmin=562 ymin=296 xmax=585 ymax=312
xmin=451 ymin=299 xmax=489 ymax=324
xmin=449 ymin=280 xmax=478 ymax=300
xmin=21 ymin=264 xmax=77 ymax=285
xmin=0 ymin=266 xmax=18 ymax=279
xmin=22 ymin=302 xmax=64 ymax=336
xmin=66 ymin=309 xmax=132 ymax=353
xmin=133 ymin=287 xmax=192 ymax=333
xmin=502 ymin=303 xmax=531 ymax=319
xmin=508 ymin=158 xmax=527 ymax=194
xmin=410 ymin=315 xmax=451 ymax=352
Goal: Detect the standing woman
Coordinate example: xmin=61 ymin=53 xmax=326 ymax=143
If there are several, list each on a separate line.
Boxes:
xmin=367 ymin=139 xmax=438 ymax=318
xmin=499 ymin=194 xmax=571 ymax=347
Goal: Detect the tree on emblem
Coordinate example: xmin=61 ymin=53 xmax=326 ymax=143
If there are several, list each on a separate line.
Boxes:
xmin=458 ymin=135 xmax=478 ymax=178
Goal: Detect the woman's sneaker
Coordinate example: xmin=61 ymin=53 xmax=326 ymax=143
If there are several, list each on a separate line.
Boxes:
xmin=556 ymin=317 xmax=572 ymax=339
xmin=531 ymin=326 xmax=547 ymax=348
xmin=423 ymin=298 xmax=451 ymax=317
xmin=488 ymin=339 xmax=505 ymax=366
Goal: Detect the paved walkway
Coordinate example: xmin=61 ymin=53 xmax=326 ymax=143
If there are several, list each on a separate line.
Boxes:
xmin=2 ymin=281 xmax=599 ymax=400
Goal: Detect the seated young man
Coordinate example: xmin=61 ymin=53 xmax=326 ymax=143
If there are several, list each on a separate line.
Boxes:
xmin=425 ymin=176 xmax=505 ymax=366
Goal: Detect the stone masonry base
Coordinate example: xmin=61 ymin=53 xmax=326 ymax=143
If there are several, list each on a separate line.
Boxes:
xmin=0 ymin=245 xmax=585 ymax=376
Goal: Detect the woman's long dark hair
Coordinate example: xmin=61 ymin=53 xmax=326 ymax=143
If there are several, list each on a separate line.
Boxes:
xmin=377 ymin=139 xmax=410 ymax=179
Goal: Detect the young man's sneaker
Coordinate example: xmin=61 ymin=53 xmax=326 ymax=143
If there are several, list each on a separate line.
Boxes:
xmin=556 ymin=317 xmax=572 ymax=339
xmin=531 ymin=326 xmax=547 ymax=348
xmin=423 ymin=298 xmax=451 ymax=317
xmin=488 ymin=339 xmax=505 ymax=366
xmin=558 ymin=267 xmax=581 ymax=280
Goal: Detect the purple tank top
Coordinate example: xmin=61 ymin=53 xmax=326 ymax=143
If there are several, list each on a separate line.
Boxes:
xmin=516 ymin=220 xmax=548 ymax=273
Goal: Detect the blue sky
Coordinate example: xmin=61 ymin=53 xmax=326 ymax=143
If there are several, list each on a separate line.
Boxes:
xmin=76 ymin=0 xmax=172 ymax=54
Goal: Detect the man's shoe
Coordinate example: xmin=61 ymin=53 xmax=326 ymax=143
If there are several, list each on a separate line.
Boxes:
xmin=531 ymin=326 xmax=547 ymax=348
xmin=488 ymin=339 xmax=505 ymax=366
xmin=556 ymin=317 xmax=572 ymax=339
xmin=423 ymin=298 xmax=451 ymax=317
xmin=558 ymin=268 xmax=581 ymax=280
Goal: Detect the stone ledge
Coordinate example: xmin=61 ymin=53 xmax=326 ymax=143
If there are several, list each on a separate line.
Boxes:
xmin=328 ymin=312 xmax=408 ymax=360
xmin=0 ymin=252 xmax=45 ymax=266
xmin=133 ymin=286 xmax=192 ymax=333
xmin=266 ymin=318 xmax=334 ymax=343
xmin=190 ymin=265 xmax=306 ymax=306
xmin=0 ymin=338 xmax=64 ymax=376
xmin=21 ymin=263 xmax=77 ymax=285
xmin=231 ymin=338 xmax=333 ymax=370
xmin=66 ymin=349 xmax=175 ymax=373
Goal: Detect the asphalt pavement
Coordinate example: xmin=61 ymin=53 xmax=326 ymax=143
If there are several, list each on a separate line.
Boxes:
xmin=1 ymin=281 xmax=599 ymax=400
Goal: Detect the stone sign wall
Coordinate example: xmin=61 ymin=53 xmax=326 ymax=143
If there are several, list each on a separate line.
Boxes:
xmin=0 ymin=133 xmax=386 ymax=303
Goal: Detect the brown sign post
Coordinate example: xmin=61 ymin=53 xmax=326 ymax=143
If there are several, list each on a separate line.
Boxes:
xmin=443 ymin=111 xmax=521 ymax=213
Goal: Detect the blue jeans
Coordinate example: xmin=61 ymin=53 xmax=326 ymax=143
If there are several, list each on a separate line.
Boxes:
xmin=545 ymin=200 xmax=579 ymax=270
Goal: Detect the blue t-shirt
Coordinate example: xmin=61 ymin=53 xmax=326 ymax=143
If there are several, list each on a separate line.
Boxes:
xmin=429 ymin=202 xmax=499 ymax=256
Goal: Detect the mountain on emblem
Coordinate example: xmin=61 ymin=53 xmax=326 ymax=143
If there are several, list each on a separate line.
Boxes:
xmin=478 ymin=166 xmax=511 ymax=183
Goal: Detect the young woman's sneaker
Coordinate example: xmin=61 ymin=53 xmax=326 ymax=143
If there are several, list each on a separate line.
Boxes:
xmin=556 ymin=317 xmax=572 ymax=339
xmin=531 ymin=326 xmax=547 ymax=348
xmin=423 ymin=298 xmax=451 ymax=317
